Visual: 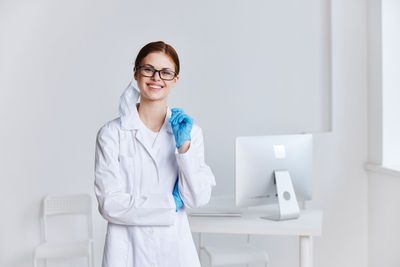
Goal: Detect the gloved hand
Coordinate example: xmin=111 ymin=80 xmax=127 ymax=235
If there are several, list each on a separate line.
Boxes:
xmin=173 ymin=178 xmax=184 ymax=212
xmin=169 ymin=108 xmax=194 ymax=148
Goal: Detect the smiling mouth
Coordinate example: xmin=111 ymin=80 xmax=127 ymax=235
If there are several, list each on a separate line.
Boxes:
xmin=147 ymin=84 xmax=163 ymax=90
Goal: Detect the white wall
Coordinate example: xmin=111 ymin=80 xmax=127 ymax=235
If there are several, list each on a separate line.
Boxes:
xmin=367 ymin=168 xmax=400 ymax=267
xmin=309 ymin=1 xmax=368 ymax=266
xmin=382 ymin=0 xmax=400 ymax=167
xmin=367 ymin=0 xmax=383 ymax=165
xmin=367 ymin=0 xmax=400 ymax=266
xmin=0 ymin=0 xmax=369 ymax=267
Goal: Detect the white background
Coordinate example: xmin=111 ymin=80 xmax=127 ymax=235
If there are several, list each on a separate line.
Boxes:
xmin=0 ymin=0 xmax=372 ymax=267
xmin=382 ymin=0 xmax=400 ymax=167
xmin=367 ymin=0 xmax=400 ymax=266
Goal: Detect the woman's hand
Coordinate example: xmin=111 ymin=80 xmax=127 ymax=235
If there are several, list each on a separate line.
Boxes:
xmin=172 ymin=178 xmax=184 ymax=211
xmin=169 ymin=108 xmax=193 ymax=149
xmin=178 ymin=140 xmax=190 ymax=154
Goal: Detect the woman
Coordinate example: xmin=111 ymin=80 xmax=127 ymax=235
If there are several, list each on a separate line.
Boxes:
xmin=94 ymin=41 xmax=216 ymax=267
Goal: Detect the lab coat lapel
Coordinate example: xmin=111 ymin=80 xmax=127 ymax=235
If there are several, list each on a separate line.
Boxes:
xmin=125 ymin=105 xmax=174 ymax=184
xmin=120 ymin=103 xmax=159 ymax=182
xmin=152 ymin=107 xmax=174 ymax=154
xmin=121 ymin=103 xmax=157 ymax=160
xmin=134 ymin=129 xmax=154 ymax=157
xmin=133 ymin=129 xmax=162 ymax=186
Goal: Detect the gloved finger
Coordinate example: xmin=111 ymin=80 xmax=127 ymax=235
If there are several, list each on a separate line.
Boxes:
xmin=169 ymin=113 xmax=177 ymax=125
xmin=176 ymin=113 xmax=187 ymax=124
xmin=182 ymin=114 xmax=193 ymax=124
xmin=171 ymin=108 xmax=184 ymax=114
xmin=169 ymin=112 xmax=178 ymax=123
xmin=172 ymin=112 xmax=185 ymax=125
xmin=169 ymin=109 xmax=183 ymax=124
xmin=179 ymin=113 xmax=193 ymax=125
xmin=169 ymin=110 xmax=182 ymax=123
xmin=171 ymin=107 xmax=183 ymax=113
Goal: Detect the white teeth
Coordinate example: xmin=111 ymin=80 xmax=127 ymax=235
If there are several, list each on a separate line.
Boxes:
xmin=149 ymin=85 xmax=161 ymax=89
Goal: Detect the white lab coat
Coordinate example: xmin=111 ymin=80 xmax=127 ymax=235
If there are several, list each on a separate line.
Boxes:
xmin=94 ymin=105 xmax=216 ymax=267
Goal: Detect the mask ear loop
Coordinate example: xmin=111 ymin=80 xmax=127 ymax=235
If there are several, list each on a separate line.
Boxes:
xmin=119 ymin=78 xmax=141 ymax=128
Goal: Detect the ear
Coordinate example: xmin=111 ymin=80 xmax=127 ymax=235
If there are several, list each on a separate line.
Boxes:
xmin=173 ymin=75 xmax=179 ymax=85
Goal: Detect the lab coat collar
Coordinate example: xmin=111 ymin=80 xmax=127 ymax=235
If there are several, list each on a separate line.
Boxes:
xmin=120 ymin=103 xmax=173 ymax=135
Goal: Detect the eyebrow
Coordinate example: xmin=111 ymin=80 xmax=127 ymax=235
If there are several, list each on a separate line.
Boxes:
xmin=142 ymin=64 xmax=174 ymax=71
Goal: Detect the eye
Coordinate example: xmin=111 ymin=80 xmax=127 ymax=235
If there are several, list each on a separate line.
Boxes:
xmin=161 ymin=70 xmax=173 ymax=75
xmin=143 ymin=67 xmax=154 ymax=72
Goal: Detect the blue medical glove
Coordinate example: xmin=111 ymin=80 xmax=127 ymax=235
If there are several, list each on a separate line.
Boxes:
xmin=173 ymin=178 xmax=184 ymax=212
xmin=169 ymin=108 xmax=194 ymax=148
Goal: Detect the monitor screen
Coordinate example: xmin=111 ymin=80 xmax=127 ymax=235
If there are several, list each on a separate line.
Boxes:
xmin=235 ymin=134 xmax=313 ymax=208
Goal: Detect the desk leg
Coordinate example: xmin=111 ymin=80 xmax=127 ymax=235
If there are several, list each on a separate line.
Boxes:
xmin=299 ymin=235 xmax=313 ymax=267
xmin=197 ymin=233 xmax=203 ymax=263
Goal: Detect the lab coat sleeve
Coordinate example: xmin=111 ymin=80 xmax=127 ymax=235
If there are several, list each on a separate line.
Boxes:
xmin=175 ymin=125 xmax=216 ymax=208
xmin=94 ymin=122 xmax=176 ymax=226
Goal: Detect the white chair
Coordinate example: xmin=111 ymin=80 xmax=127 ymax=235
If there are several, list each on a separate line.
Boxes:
xmin=33 ymin=194 xmax=94 ymax=267
xmin=199 ymin=233 xmax=269 ymax=267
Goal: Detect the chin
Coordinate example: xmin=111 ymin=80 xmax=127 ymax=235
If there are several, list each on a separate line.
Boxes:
xmin=143 ymin=94 xmax=168 ymax=102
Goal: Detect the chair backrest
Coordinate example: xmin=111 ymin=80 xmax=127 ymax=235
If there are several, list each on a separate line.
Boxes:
xmin=42 ymin=194 xmax=93 ymax=242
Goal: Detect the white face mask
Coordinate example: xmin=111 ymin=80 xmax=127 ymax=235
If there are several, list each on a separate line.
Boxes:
xmin=119 ymin=79 xmax=141 ymax=127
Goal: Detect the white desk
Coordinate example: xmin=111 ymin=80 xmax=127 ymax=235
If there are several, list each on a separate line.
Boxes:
xmin=187 ymin=201 xmax=322 ymax=267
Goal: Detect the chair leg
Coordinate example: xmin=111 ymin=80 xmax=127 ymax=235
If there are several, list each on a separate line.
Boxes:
xmin=89 ymin=242 xmax=95 ymax=267
xmin=88 ymin=254 xmax=93 ymax=267
xmin=198 ymin=232 xmax=204 ymax=266
xmin=201 ymin=247 xmax=213 ymax=267
xmin=246 ymin=234 xmax=250 ymax=267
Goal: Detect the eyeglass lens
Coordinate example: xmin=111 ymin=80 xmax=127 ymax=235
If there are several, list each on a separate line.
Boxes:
xmin=139 ymin=66 xmax=176 ymax=80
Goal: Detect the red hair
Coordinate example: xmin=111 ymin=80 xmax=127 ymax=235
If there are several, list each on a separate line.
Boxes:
xmin=134 ymin=41 xmax=180 ymax=74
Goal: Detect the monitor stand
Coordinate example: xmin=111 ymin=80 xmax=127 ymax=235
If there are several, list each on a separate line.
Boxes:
xmin=260 ymin=170 xmax=300 ymax=221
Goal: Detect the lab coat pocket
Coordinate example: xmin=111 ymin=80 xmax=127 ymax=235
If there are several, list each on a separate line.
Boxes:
xmin=139 ymin=155 xmax=159 ymax=196
xmin=118 ymin=155 xmax=137 ymax=196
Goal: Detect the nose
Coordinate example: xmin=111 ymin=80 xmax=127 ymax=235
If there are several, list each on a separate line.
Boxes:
xmin=151 ymin=70 xmax=162 ymax=81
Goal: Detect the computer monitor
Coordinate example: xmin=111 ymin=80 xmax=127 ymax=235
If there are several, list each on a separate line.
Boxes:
xmin=235 ymin=134 xmax=313 ymax=220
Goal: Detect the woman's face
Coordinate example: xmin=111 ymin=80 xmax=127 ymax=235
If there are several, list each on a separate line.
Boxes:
xmin=134 ymin=52 xmax=179 ymax=103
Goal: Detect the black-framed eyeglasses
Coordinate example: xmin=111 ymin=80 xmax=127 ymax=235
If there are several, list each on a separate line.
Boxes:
xmin=136 ymin=65 xmax=177 ymax=81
